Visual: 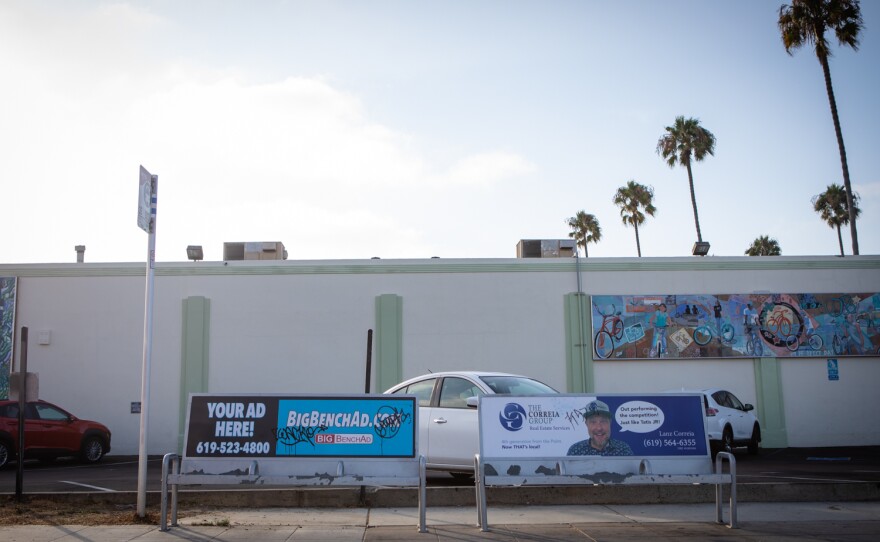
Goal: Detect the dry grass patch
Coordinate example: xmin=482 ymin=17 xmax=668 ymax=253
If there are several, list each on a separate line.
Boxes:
xmin=0 ymin=497 xmax=173 ymax=526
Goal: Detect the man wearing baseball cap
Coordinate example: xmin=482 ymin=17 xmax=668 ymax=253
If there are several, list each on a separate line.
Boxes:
xmin=567 ymin=399 xmax=633 ymax=456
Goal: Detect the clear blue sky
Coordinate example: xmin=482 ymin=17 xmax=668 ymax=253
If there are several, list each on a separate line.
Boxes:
xmin=2 ymin=0 xmax=878 ymax=262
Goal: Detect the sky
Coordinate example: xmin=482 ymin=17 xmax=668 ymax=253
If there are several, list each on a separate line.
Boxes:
xmin=2 ymin=0 xmax=879 ymax=263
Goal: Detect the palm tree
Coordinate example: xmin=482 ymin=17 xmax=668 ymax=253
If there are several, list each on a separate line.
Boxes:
xmin=566 ymin=211 xmax=602 ymax=257
xmin=656 ymin=116 xmax=716 ymax=244
xmin=613 ymin=180 xmax=656 ymax=257
xmin=779 ymin=0 xmax=863 ymax=255
xmin=812 ymin=183 xmax=861 ymax=256
xmin=745 ymin=236 xmax=782 ymax=256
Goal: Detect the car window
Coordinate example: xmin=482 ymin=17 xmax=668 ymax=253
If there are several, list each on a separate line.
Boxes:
xmin=480 ymin=376 xmax=557 ymax=395
xmin=33 ymin=403 xmax=70 ymax=421
xmin=726 ymin=392 xmax=745 ymax=410
xmin=24 ymin=404 xmax=40 ymax=420
xmin=399 ymin=379 xmax=436 ymax=407
xmin=0 ymin=404 xmax=19 ymax=418
xmin=711 ymin=391 xmax=730 ymax=408
xmin=438 ymin=377 xmax=483 ymax=409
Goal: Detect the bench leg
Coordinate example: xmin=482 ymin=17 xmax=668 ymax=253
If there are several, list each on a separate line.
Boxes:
xmin=728 ymin=476 xmax=738 ymax=529
xmin=160 ymin=453 xmax=180 ymax=531
xmin=475 ymin=456 xmax=489 ymax=532
xmin=715 ymin=451 xmax=738 ymax=529
xmin=418 ymin=455 xmax=427 ymax=533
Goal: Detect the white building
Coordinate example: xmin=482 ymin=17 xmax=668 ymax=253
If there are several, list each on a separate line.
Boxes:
xmin=2 ymin=255 xmax=878 ymax=455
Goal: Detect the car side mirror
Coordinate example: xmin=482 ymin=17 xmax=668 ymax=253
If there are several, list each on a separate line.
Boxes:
xmin=466 ymin=396 xmax=479 ymax=409
xmin=743 ymin=404 xmax=754 ymax=412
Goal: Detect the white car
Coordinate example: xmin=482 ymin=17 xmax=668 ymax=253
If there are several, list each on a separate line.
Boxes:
xmin=384 ymin=371 xmax=558 ymax=475
xmin=672 ymin=388 xmax=761 ymax=456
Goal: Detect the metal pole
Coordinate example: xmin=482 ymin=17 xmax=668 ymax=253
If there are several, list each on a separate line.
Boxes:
xmin=15 ymin=326 xmax=28 ymax=501
xmin=137 ymin=174 xmax=158 ymax=517
xmin=364 ymin=329 xmax=373 ymax=393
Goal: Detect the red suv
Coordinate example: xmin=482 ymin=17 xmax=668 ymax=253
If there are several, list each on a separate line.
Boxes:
xmin=0 ymin=400 xmax=111 ymax=468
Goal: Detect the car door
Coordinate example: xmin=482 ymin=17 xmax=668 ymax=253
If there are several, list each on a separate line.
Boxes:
xmin=390 ymin=378 xmax=437 ymax=465
xmin=30 ymin=402 xmax=80 ymax=453
xmin=0 ymin=403 xmax=22 ymax=449
xmin=724 ymin=392 xmax=754 ymax=440
xmin=423 ymin=376 xmax=484 ymax=469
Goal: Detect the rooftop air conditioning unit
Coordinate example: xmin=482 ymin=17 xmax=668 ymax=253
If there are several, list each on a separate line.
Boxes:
xmin=223 ymin=242 xmax=288 ymax=261
xmin=516 ymin=239 xmax=576 ymax=258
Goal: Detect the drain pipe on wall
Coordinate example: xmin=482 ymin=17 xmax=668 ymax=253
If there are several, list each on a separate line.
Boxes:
xmin=574 ymin=250 xmax=588 ymax=392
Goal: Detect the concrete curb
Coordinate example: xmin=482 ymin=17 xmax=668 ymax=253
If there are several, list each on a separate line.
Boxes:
xmin=5 ymin=481 xmax=879 ymax=508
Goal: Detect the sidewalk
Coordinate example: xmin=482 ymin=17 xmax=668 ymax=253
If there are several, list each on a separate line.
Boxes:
xmin=1 ymin=502 xmax=878 ymax=541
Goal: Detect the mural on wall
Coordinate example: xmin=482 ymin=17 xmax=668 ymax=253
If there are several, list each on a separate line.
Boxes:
xmin=591 ymin=293 xmax=879 ymax=360
xmin=0 ymin=277 xmax=17 ymax=399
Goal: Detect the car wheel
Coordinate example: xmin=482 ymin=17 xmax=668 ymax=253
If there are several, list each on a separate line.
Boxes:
xmin=721 ymin=427 xmax=734 ymax=455
xmin=747 ymin=425 xmax=760 ymax=455
xmin=80 ymin=436 xmax=106 ymax=463
xmin=0 ymin=440 xmax=10 ymax=468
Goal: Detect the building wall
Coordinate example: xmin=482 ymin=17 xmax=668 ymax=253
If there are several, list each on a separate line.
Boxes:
xmin=3 ymin=256 xmax=878 ymax=455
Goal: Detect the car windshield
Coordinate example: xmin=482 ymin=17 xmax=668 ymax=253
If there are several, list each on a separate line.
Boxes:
xmin=478 ymin=376 xmax=557 ymax=395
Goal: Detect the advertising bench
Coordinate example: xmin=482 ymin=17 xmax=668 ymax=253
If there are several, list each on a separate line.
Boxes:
xmin=160 ymin=394 xmax=426 ymax=532
xmin=474 ymin=393 xmax=737 ymax=531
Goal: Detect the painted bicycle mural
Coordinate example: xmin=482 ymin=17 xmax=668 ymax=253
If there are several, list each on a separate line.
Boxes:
xmin=591 ymin=293 xmax=880 ymax=360
xmin=1 ymin=277 xmax=17 ymax=399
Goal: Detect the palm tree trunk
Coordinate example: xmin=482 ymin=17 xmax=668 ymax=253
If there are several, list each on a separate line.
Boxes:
xmin=584 ymin=243 xmax=589 ymax=258
xmin=685 ymin=162 xmax=702 ymax=243
xmin=836 ymin=224 xmax=844 ymax=257
xmin=634 ymin=223 xmax=642 ymax=257
xmin=820 ymin=53 xmax=859 ymax=255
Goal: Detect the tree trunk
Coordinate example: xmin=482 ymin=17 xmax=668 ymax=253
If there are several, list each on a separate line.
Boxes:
xmin=686 ymin=161 xmax=702 ymax=243
xmin=836 ymin=224 xmax=844 ymax=257
xmin=820 ymin=53 xmax=859 ymax=255
xmin=634 ymin=223 xmax=642 ymax=257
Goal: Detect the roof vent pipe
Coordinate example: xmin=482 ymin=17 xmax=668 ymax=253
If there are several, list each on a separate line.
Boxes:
xmin=75 ymin=245 xmax=86 ymax=263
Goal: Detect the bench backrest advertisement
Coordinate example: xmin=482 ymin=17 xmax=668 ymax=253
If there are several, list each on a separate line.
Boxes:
xmin=478 ymin=393 xmax=710 ymax=474
xmin=182 ymin=394 xmax=417 ymax=460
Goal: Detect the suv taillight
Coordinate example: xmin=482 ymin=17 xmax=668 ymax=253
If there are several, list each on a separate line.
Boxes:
xmin=706 ymin=407 xmax=718 ymax=416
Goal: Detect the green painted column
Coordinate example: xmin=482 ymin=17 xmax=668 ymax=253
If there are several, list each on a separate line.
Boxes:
xmin=753 ymin=357 xmax=788 ymax=448
xmin=179 ymin=296 xmax=210 ymax=452
xmin=375 ymin=294 xmax=403 ymax=393
xmin=564 ymin=293 xmax=594 ymax=393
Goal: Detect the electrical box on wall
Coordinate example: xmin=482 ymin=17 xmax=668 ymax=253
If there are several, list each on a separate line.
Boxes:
xmin=38 ymin=330 xmax=51 ymax=345
xmin=10 ymin=372 xmax=39 ymax=401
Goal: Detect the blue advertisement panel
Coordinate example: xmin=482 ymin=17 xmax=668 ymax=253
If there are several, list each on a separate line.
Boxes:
xmin=274 ymin=397 xmax=415 ymax=457
xmin=184 ymin=394 xmax=416 ymax=459
xmin=479 ymin=394 xmax=708 ymax=458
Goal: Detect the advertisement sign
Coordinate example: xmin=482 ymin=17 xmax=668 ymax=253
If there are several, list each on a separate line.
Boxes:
xmin=184 ymin=394 xmax=416 ymax=459
xmin=479 ymin=394 xmax=708 ymax=458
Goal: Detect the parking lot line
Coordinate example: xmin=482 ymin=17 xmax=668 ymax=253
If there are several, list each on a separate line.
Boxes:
xmin=59 ymin=481 xmax=116 ymax=492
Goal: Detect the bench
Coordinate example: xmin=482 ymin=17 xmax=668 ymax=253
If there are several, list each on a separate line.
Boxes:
xmin=474 ymin=393 xmax=738 ymax=531
xmin=160 ymin=393 xmax=427 ymax=533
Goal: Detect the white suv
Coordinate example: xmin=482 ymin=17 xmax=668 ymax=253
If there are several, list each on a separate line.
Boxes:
xmin=672 ymin=388 xmax=760 ymax=456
